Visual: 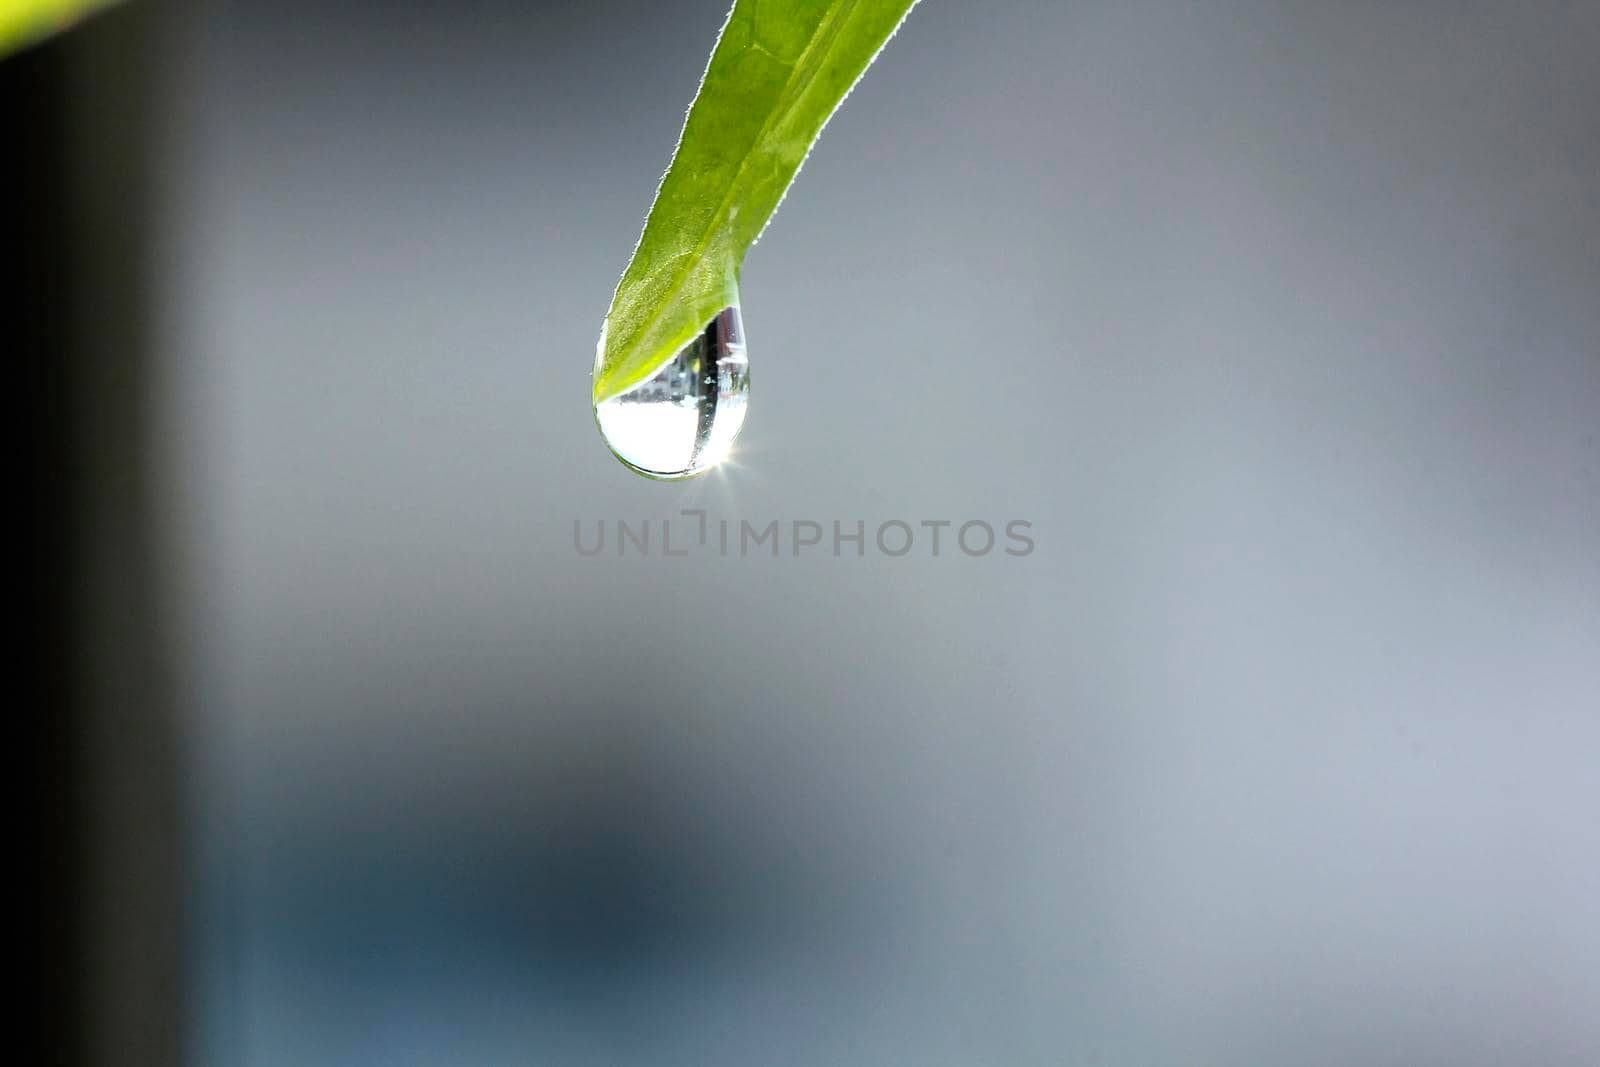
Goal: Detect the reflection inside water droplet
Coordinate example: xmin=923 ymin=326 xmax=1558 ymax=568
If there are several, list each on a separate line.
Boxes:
xmin=594 ymin=306 xmax=750 ymax=480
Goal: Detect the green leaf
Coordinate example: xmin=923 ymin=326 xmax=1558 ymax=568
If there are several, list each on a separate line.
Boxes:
xmin=0 ymin=0 xmax=121 ymax=58
xmin=592 ymin=0 xmax=921 ymax=404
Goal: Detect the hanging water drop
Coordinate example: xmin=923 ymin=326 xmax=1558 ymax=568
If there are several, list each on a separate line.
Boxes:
xmin=594 ymin=305 xmax=750 ymax=479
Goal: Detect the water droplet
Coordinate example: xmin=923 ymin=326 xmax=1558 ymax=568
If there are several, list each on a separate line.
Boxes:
xmin=594 ymin=305 xmax=750 ymax=479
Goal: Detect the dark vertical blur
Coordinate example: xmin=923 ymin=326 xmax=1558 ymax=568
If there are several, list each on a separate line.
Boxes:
xmin=16 ymin=5 xmax=182 ymax=1065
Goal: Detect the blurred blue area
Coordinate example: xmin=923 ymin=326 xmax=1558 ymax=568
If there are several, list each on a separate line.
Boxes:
xmin=164 ymin=1 xmax=1599 ymax=1064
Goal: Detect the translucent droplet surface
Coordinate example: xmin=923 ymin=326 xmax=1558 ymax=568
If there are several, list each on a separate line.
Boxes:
xmin=594 ymin=305 xmax=750 ymax=479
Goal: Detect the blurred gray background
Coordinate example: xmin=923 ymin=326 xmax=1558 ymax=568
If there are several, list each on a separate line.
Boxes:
xmin=159 ymin=1 xmax=1598 ymax=1064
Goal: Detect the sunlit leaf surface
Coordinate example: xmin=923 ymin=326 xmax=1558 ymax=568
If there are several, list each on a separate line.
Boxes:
xmin=0 ymin=0 xmax=121 ymax=58
xmin=593 ymin=0 xmax=920 ymax=403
